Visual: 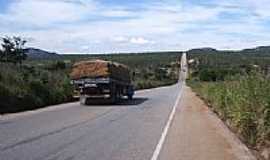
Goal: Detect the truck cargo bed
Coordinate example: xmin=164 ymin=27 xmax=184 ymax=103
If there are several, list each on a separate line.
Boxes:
xmin=70 ymin=60 xmax=131 ymax=83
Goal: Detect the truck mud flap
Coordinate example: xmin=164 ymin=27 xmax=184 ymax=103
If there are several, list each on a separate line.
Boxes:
xmin=80 ymin=96 xmax=87 ymax=105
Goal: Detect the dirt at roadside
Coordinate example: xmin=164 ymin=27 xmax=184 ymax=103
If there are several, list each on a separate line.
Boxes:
xmin=159 ymin=85 xmax=256 ymax=160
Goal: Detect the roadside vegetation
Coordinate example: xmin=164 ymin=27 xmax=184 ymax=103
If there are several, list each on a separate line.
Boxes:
xmin=0 ymin=63 xmax=73 ymax=113
xmin=187 ymin=51 xmax=270 ymax=159
xmin=0 ymin=37 xmax=73 ymax=113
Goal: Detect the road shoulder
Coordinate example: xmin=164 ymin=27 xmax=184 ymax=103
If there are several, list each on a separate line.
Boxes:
xmin=159 ymin=85 xmax=256 ymax=160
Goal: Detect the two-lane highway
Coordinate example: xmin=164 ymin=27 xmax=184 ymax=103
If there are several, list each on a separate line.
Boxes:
xmin=0 ymin=84 xmax=183 ymax=160
xmin=1 ymin=86 xmax=186 ymax=160
xmin=0 ymin=54 xmax=187 ymax=160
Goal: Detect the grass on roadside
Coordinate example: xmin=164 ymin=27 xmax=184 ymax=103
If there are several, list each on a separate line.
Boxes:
xmin=187 ymin=73 xmax=270 ymax=150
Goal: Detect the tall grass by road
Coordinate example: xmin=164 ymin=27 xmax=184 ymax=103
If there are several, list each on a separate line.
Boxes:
xmin=187 ymin=51 xmax=270 ymax=157
xmin=188 ymin=73 xmax=270 ymax=156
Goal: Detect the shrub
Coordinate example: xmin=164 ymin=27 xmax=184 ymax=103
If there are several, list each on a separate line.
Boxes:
xmin=0 ymin=64 xmax=73 ymax=114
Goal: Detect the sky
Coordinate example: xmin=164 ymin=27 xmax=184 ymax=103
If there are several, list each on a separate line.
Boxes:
xmin=0 ymin=0 xmax=270 ymax=54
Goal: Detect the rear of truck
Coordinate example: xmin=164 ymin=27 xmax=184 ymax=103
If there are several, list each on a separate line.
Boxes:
xmin=70 ymin=60 xmax=134 ymax=104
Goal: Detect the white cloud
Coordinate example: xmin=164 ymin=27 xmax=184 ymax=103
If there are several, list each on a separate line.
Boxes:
xmin=112 ymin=36 xmax=128 ymax=43
xmin=100 ymin=9 xmax=135 ymax=18
xmin=246 ymin=0 xmax=270 ymax=18
xmin=112 ymin=36 xmax=154 ymax=45
xmin=0 ymin=0 xmax=96 ymax=27
xmin=0 ymin=0 xmax=270 ymax=53
xmin=130 ymin=37 xmax=154 ymax=45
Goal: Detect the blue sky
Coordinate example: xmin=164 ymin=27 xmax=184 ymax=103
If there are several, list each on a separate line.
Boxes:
xmin=0 ymin=0 xmax=270 ymax=54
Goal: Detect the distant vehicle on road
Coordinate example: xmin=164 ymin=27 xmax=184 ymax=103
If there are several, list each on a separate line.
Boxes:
xmin=70 ymin=60 xmax=134 ymax=105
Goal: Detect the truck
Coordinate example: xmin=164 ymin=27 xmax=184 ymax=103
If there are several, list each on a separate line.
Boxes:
xmin=70 ymin=60 xmax=134 ymax=105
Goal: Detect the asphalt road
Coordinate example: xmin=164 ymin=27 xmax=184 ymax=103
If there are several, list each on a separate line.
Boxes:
xmin=0 ymin=53 xmax=254 ymax=160
xmin=0 ymin=53 xmax=187 ymax=160
xmin=0 ymin=83 xmax=185 ymax=160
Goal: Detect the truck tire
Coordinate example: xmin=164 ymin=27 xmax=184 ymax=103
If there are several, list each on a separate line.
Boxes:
xmin=116 ymin=89 xmax=121 ymax=101
xmin=110 ymin=92 xmax=116 ymax=104
xmin=128 ymin=94 xmax=133 ymax=100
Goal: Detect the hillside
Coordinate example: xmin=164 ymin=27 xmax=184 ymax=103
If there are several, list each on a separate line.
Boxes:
xmin=187 ymin=46 xmax=270 ymax=55
xmin=187 ymin=47 xmax=218 ymax=54
xmin=24 ymin=48 xmax=62 ymax=60
xmin=240 ymin=46 xmax=270 ymax=55
xmin=23 ymin=45 xmax=270 ymax=61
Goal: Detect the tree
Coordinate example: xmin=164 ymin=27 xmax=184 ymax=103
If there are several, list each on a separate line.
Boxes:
xmin=0 ymin=49 xmax=3 ymax=62
xmin=13 ymin=37 xmax=27 ymax=64
xmin=0 ymin=36 xmax=27 ymax=64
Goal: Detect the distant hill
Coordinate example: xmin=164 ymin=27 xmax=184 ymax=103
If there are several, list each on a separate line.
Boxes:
xmin=24 ymin=48 xmax=62 ymax=60
xmin=240 ymin=46 xmax=270 ymax=55
xmin=23 ymin=45 xmax=270 ymax=60
xmin=187 ymin=48 xmax=218 ymax=54
xmin=187 ymin=46 xmax=270 ymax=55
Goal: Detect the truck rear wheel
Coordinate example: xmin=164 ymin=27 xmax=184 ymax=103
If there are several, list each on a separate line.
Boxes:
xmin=116 ymin=90 xmax=121 ymax=101
xmin=128 ymin=94 xmax=133 ymax=100
xmin=110 ymin=92 xmax=116 ymax=104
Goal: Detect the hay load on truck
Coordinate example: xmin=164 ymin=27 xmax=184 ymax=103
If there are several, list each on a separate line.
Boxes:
xmin=70 ymin=60 xmax=134 ymax=105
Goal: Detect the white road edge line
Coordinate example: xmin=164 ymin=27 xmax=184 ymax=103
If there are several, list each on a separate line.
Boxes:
xmin=150 ymin=82 xmax=185 ymax=160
